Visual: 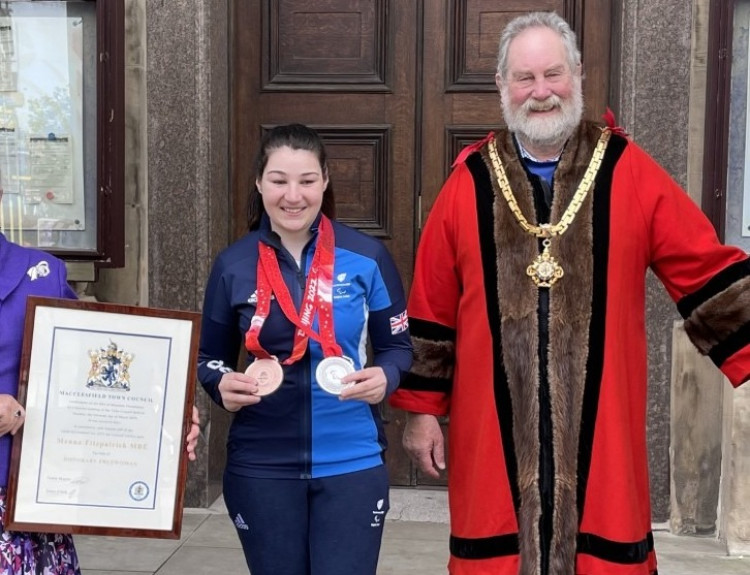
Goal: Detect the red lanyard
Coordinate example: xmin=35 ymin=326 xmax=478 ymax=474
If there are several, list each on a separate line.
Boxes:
xmin=244 ymin=216 xmax=343 ymax=364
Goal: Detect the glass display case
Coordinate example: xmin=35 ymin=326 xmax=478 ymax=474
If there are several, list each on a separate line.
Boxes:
xmin=0 ymin=0 xmax=123 ymax=267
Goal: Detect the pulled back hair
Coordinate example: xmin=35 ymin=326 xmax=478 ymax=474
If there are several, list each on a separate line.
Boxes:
xmin=496 ymin=11 xmax=581 ymax=80
xmin=247 ymin=123 xmax=336 ymax=231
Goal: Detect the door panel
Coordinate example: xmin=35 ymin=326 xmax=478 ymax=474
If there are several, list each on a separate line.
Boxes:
xmin=233 ymin=0 xmax=416 ymax=279
xmin=231 ymin=0 xmax=611 ymax=487
xmin=420 ymin=0 xmax=611 ymax=220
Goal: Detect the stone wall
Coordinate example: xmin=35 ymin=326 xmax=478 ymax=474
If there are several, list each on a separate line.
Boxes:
xmin=613 ymin=0 xmax=694 ymax=523
xmin=94 ymin=0 xmax=231 ymax=507
xmin=145 ymin=0 xmax=231 ymax=508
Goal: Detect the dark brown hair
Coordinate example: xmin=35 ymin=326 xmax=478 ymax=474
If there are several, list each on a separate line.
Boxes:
xmin=247 ymin=124 xmax=336 ymax=230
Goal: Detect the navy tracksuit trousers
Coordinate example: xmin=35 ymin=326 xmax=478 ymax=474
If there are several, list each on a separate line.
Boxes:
xmin=224 ymin=465 xmax=390 ymax=575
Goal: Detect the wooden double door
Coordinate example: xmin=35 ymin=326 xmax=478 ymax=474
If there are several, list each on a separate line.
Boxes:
xmin=231 ymin=0 xmax=612 ymax=486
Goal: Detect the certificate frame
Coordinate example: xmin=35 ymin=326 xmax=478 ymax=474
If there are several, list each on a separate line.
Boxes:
xmin=6 ymin=296 xmax=200 ymax=539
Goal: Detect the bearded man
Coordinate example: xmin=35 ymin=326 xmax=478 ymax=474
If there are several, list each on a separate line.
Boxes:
xmin=389 ymin=11 xmax=750 ymax=575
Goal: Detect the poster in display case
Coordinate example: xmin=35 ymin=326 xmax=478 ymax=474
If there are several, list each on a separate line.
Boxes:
xmin=0 ymin=1 xmax=123 ymax=266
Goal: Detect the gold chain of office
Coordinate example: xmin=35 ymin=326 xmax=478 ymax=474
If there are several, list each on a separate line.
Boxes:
xmin=487 ymin=128 xmax=611 ymax=288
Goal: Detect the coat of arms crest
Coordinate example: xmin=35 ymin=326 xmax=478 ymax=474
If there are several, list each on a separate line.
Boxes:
xmin=87 ymin=341 xmax=134 ymax=390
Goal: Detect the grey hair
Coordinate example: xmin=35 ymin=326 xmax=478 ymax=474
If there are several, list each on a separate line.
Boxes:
xmin=496 ymin=12 xmax=581 ymax=79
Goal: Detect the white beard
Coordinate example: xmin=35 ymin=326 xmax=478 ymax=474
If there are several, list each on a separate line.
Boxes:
xmin=501 ymin=79 xmax=584 ymax=151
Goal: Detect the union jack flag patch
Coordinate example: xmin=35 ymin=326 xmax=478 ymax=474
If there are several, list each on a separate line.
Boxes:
xmin=390 ymin=311 xmax=409 ymax=334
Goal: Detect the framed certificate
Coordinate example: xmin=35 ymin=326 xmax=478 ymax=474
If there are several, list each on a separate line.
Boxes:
xmin=6 ymin=296 xmax=200 ymax=539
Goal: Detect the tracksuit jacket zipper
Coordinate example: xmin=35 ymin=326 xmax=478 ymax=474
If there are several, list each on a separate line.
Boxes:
xmin=270 ymin=235 xmax=316 ymax=480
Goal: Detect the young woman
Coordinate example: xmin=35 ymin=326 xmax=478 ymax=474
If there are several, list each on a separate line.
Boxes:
xmin=197 ymin=124 xmax=412 ymax=575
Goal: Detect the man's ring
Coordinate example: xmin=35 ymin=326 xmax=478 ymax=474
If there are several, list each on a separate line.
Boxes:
xmin=13 ymin=409 xmax=21 ymax=418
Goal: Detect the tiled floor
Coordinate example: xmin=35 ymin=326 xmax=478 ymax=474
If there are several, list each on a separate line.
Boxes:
xmin=74 ymin=493 xmax=750 ymax=574
xmin=76 ymin=510 xmax=448 ymax=575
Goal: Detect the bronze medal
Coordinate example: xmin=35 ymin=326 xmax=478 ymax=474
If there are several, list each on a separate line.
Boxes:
xmin=245 ymin=358 xmax=284 ymax=396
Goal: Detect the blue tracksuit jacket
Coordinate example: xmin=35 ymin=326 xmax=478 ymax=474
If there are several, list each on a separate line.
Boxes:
xmin=197 ymin=214 xmax=412 ymax=479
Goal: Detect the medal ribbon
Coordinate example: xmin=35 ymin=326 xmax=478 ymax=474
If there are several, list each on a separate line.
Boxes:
xmin=244 ymin=215 xmax=343 ymax=364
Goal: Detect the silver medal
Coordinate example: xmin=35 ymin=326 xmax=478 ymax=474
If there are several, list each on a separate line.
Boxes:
xmin=315 ymin=356 xmax=355 ymax=395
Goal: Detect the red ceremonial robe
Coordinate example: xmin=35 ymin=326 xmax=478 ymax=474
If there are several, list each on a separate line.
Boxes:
xmin=390 ymin=121 xmax=750 ymax=575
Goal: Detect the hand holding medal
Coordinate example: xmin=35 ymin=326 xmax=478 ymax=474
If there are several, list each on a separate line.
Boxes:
xmin=217 ymin=371 xmax=262 ymax=412
xmin=338 ymin=366 xmax=388 ymax=404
